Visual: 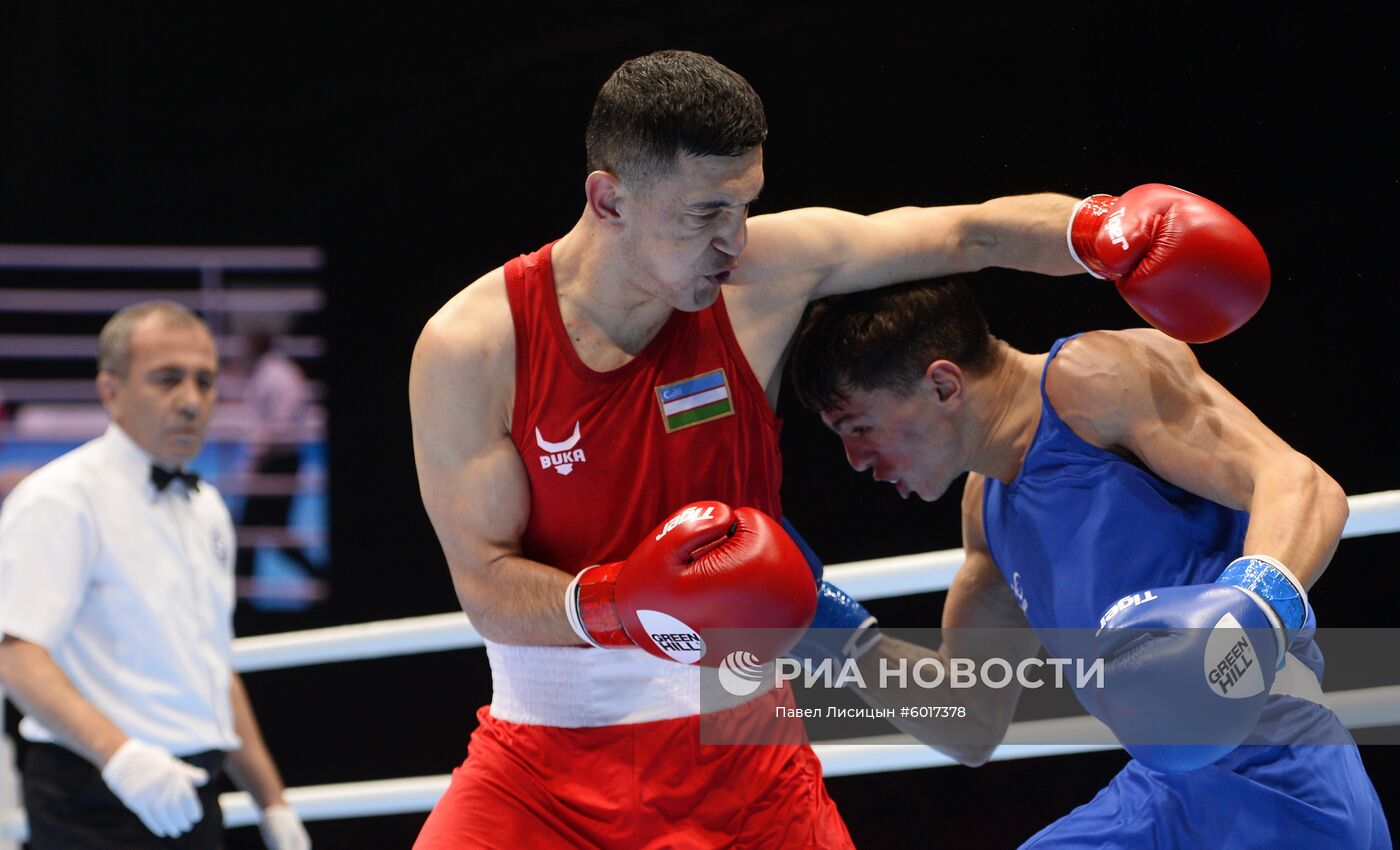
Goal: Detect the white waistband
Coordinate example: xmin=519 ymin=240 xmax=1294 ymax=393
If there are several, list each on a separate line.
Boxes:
xmin=485 ymin=640 xmax=766 ymax=727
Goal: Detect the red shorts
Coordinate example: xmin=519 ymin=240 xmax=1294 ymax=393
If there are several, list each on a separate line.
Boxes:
xmin=413 ymin=686 xmax=855 ymax=850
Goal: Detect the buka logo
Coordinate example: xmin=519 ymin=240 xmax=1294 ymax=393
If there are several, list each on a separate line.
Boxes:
xmin=535 ymin=422 xmax=586 ymax=476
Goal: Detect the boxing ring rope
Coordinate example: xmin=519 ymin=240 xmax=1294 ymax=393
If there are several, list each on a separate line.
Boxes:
xmin=197 ymin=684 xmax=1400 ymax=828
xmin=233 ymin=489 xmax=1400 ymax=670
xmin=3 ymin=489 xmax=1398 ymax=838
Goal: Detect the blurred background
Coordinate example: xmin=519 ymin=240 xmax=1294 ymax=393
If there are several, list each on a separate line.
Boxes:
xmin=1 ymin=5 xmax=1394 ymax=847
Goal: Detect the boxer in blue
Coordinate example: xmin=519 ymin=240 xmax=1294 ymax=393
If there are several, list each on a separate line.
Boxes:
xmin=786 ymin=278 xmax=1391 ymax=848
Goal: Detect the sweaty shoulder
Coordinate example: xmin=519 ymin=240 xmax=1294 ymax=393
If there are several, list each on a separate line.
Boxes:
xmin=1044 ymin=329 xmax=1198 ymax=451
xmin=411 ymin=267 xmax=516 ymax=435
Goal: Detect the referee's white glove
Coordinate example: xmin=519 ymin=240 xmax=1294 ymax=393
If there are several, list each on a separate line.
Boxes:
xmin=259 ymin=803 xmax=312 ymax=850
xmin=100 ymin=738 xmax=209 ymax=837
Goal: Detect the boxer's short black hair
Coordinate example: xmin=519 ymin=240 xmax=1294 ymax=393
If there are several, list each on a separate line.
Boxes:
xmin=790 ymin=278 xmax=995 ymax=412
xmin=586 ymin=50 xmax=767 ymax=186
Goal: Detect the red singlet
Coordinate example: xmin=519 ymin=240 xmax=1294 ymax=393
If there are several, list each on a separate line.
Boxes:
xmin=413 ymin=243 xmax=853 ymax=850
xmin=508 ymin=240 xmax=784 ymax=571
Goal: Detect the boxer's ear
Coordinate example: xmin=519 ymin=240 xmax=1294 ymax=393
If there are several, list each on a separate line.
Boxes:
xmin=925 ymin=360 xmax=965 ymax=412
xmin=585 ymin=171 xmax=625 ymax=229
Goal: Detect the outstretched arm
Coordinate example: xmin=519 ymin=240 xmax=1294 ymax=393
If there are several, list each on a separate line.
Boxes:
xmin=727 ymin=185 xmax=1266 ymax=397
xmin=727 ymin=194 xmax=1080 ymax=400
xmin=743 ymin=193 xmax=1081 ymax=303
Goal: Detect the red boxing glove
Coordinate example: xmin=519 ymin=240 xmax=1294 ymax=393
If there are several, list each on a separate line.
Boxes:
xmin=565 ymin=501 xmax=817 ymax=666
xmin=1069 ymin=184 xmax=1270 ymax=343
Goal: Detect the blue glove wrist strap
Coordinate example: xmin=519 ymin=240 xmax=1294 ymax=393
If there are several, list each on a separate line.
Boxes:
xmin=1216 ymin=555 xmax=1309 ymax=642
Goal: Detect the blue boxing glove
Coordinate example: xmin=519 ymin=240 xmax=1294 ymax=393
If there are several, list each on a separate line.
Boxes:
xmin=780 ymin=518 xmax=881 ymax=664
xmin=1091 ymin=555 xmax=1311 ymax=772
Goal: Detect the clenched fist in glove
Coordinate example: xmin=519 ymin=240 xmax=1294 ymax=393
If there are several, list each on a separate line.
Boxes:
xmin=565 ymin=501 xmax=817 ymax=666
xmin=1069 ymin=184 xmax=1270 ymax=343
xmin=1090 ymin=555 xmax=1311 ymax=772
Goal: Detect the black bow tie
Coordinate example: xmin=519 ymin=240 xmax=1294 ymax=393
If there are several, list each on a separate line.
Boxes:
xmin=151 ymin=465 xmax=200 ymax=492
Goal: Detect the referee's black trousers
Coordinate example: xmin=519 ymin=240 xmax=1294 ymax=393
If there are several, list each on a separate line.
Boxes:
xmin=22 ymin=742 xmax=227 ymax=850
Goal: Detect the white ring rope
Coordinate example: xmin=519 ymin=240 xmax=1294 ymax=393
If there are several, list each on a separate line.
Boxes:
xmin=233 ymin=490 xmax=1400 ymax=671
xmin=2 ymin=490 xmax=1397 ymax=838
xmin=219 ymin=682 xmax=1400 ymax=827
xmin=6 ymin=685 xmax=1399 ymax=837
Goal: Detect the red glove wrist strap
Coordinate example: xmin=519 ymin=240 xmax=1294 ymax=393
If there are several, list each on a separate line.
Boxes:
xmin=576 ymin=561 xmax=631 ymax=648
xmin=1068 ymin=193 xmax=1118 ymax=278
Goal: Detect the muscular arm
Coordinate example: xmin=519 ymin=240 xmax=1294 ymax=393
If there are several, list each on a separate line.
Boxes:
xmin=224 ymin=673 xmax=288 ymax=809
xmin=751 ymin=194 xmax=1080 ymax=295
xmin=409 ymin=273 xmax=579 ymax=645
xmin=0 ymin=635 xmax=127 ymax=766
xmin=1047 ymin=330 xmax=1349 ymax=587
xmin=849 ymin=475 xmax=1042 ymax=766
xmin=816 ymin=193 xmax=1084 ymax=296
xmin=726 ymin=194 xmax=1082 ymax=398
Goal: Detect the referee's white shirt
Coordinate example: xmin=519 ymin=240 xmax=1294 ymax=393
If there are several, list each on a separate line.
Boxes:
xmin=0 ymin=423 xmax=241 ymax=756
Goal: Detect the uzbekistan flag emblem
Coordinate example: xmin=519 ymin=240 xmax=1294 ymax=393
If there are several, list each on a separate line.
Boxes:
xmin=655 ymin=368 xmax=734 ymax=433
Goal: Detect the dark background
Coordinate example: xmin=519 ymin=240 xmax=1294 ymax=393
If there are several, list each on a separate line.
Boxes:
xmin=2 ymin=5 xmax=1395 ymax=848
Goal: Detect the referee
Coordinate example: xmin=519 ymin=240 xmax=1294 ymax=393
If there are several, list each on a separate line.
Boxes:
xmin=0 ymin=302 xmax=309 ymax=849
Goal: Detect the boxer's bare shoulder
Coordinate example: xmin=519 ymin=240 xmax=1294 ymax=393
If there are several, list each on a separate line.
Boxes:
xmin=412 ymin=266 xmax=516 ymax=437
xmin=1045 ymin=329 xmax=1196 ymax=452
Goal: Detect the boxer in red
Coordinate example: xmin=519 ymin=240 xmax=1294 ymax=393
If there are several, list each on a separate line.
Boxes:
xmin=407 ymin=49 xmax=1268 ymax=849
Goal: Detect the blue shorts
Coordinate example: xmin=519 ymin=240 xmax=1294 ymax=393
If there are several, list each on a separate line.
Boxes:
xmin=1022 ymin=701 xmax=1390 ymax=849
